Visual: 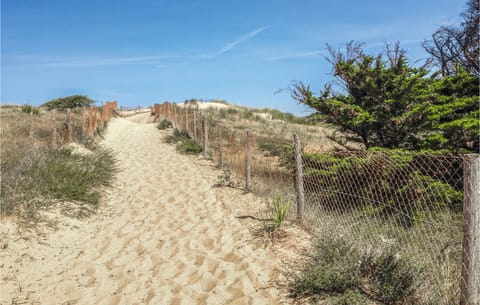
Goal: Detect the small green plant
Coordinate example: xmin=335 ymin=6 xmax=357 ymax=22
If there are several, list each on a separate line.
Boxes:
xmin=21 ymin=105 xmax=40 ymax=114
xmin=271 ymin=193 xmax=291 ymax=228
xmin=216 ymin=168 xmax=236 ymax=187
xmin=260 ymin=193 xmax=292 ymax=234
xmin=176 ymin=139 xmax=202 ymax=155
xmin=157 ymin=119 xmax=172 ymax=130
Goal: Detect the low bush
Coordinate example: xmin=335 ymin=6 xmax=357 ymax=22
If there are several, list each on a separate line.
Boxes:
xmin=176 ymin=139 xmax=202 ymax=155
xmin=21 ymin=104 xmax=40 ymax=114
xmin=290 ymin=235 xmax=418 ymax=304
xmin=216 ymin=168 xmax=236 ymax=187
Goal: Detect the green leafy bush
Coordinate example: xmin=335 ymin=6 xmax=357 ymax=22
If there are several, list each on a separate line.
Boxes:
xmin=302 ymin=149 xmax=463 ymax=226
xmin=21 ymin=105 xmax=40 ymax=114
xmin=41 ymin=95 xmax=94 ymax=110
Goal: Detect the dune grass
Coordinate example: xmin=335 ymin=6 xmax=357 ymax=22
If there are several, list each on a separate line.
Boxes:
xmin=1 ymin=108 xmax=117 ymax=222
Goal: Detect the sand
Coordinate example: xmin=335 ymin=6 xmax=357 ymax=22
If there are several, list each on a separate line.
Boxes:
xmin=0 ymin=114 xmax=299 ymax=305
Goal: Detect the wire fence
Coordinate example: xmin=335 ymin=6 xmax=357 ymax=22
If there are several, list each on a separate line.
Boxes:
xmin=152 ymin=102 xmax=479 ymax=305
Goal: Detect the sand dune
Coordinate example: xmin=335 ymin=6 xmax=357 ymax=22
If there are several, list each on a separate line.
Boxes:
xmin=1 ymin=115 xmax=294 ymax=305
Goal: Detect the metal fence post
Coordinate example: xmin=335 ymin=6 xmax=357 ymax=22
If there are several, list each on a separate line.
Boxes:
xmin=245 ymin=131 xmax=251 ymax=192
xmin=461 ymin=154 xmax=479 ymax=305
xmin=294 ymin=134 xmax=305 ymax=221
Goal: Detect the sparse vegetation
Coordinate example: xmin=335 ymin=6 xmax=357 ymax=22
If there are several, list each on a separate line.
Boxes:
xmin=216 ymin=168 xmax=236 ymax=187
xmin=291 ymin=235 xmax=418 ymax=304
xmin=157 ymin=118 xmax=173 ymax=130
xmin=0 ymin=106 xmax=116 ymax=223
xmin=164 ymin=128 xmax=203 ymax=155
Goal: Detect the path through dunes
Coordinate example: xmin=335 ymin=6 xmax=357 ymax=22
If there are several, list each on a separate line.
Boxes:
xmin=1 ymin=115 xmax=289 ymax=304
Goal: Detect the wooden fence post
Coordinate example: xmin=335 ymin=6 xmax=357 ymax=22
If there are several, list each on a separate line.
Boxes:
xmin=461 ymin=154 xmax=479 ymax=305
xmin=67 ymin=108 xmax=73 ymax=143
xmin=185 ymin=108 xmax=188 ymax=131
xmin=173 ymin=105 xmax=177 ymax=128
xmin=294 ymin=134 xmax=305 ymax=221
xmin=217 ymin=125 xmax=223 ymax=168
xmin=29 ymin=112 xmax=34 ymax=141
xmin=203 ymin=117 xmax=208 ymax=158
xmin=245 ymin=131 xmax=251 ymax=192
xmin=193 ymin=111 xmax=197 ymax=142
xmin=51 ymin=110 xmax=57 ymax=149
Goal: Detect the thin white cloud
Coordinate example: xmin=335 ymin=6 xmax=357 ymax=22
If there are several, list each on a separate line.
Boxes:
xmin=218 ymin=26 xmax=270 ymax=54
xmin=198 ymin=26 xmax=271 ymax=59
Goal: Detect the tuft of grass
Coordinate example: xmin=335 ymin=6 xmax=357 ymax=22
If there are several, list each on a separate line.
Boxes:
xmin=157 ymin=118 xmax=173 ymax=130
xmin=260 ymin=193 xmax=292 ymax=234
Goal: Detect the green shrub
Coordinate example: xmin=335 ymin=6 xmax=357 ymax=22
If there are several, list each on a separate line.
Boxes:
xmin=21 ymin=105 xmax=40 ymax=114
xmin=157 ymin=119 xmax=173 ymax=130
xmin=291 ymin=236 xmax=361 ymax=295
xmin=291 ymin=235 xmax=418 ymax=304
xmin=361 ymin=249 xmax=417 ymax=304
xmin=176 ymin=139 xmax=202 ymax=155
xmin=165 ymin=128 xmax=190 ymax=144
xmin=41 ymin=95 xmax=94 ymax=110
xmin=216 ymin=168 xmax=236 ymax=187
xmin=302 ymin=149 xmax=463 ymax=226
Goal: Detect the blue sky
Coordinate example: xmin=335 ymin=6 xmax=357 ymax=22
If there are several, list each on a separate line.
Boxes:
xmin=1 ymin=0 xmax=465 ymax=115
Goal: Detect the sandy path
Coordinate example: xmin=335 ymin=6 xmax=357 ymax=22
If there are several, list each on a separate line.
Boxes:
xmin=1 ymin=115 xmax=288 ymax=305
